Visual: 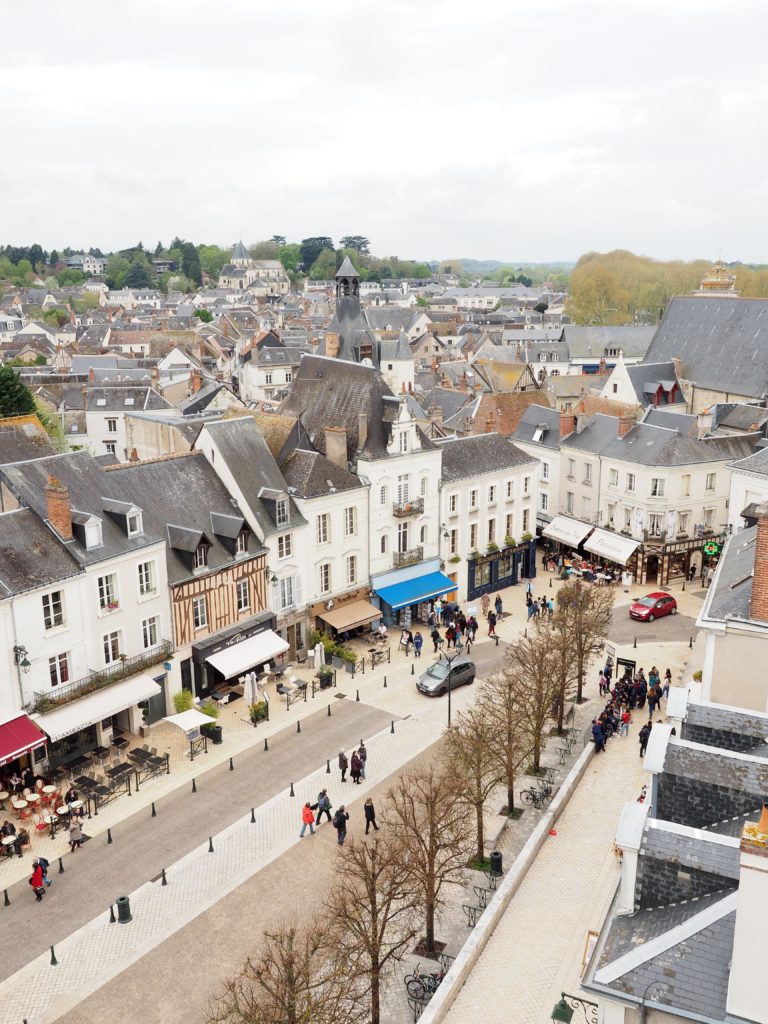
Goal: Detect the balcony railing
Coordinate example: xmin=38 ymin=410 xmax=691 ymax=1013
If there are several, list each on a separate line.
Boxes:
xmin=392 ymin=497 xmax=424 ymax=518
xmin=393 ymin=546 xmax=423 ymax=568
xmin=32 ymin=640 xmax=173 ymax=714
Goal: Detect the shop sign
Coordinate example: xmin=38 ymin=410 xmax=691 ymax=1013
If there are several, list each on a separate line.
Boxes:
xmin=703 ymin=541 xmax=721 ymax=556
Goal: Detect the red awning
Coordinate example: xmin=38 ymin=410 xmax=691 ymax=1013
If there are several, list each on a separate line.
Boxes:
xmin=0 ymin=714 xmax=47 ymax=767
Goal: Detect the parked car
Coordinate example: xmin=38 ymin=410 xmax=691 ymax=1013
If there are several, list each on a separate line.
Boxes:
xmin=416 ymin=656 xmax=476 ymax=696
xmin=629 ymin=592 xmax=678 ymax=622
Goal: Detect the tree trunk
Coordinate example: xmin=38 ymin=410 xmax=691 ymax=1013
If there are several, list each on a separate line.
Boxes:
xmin=476 ymin=804 xmax=484 ymax=862
xmin=532 ymin=735 xmax=541 ymax=774
xmin=507 ymin=763 xmax=515 ymax=814
xmin=556 ymin=692 xmax=565 ymax=735
xmin=371 ymin=965 xmax=380 ymax=1024
xmin=576 ymin=651 xmax=585 ymax=703
xmin=425 ymin=895 xmax=435 ymax=952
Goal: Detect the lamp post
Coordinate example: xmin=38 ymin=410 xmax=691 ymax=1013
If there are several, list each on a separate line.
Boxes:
xmin=443 ymin=639 xmax=464 ymax=727
xmin=550 ymin=993 xmax=599 ymax=1024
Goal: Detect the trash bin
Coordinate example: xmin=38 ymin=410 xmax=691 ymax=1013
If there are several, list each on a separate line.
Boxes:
xmin=116 ymin=895 xmax=132 ymax=924
xmin=490 ymin=850 xmax=503 ymax=877
xmin=210 ymin=725 xmax=223 ymax=745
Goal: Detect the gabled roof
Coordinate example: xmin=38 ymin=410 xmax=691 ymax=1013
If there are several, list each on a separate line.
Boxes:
xmin=281 ymin=449 xmax=362 ymax=498
xmin=0 ymin=507 xmax=82 ymax=595
xmin=512 ymin=404 xmax=562 ymax=449
xmin=437 ymin=433 xmax=537 ymax=481
xmin=625 ymin=362 xmax=682 ymax=407
xmin=231 ymin=240 xmax=249 ymax=260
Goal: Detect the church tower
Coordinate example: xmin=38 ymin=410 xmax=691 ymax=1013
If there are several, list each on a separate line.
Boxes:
xmin=318 ymin=255 xmax=377 ymax=364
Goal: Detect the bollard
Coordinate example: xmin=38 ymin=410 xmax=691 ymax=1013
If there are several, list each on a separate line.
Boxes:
xmin=289 ymin=782 xmax=295 ymax=797
xmin=161 ymin=868 xmax=167 ymax=886
xmin=250 ymin=807 xmax=255 ymax=823
xmin=151 ymin=802 xmax=157 ymax=818
xmin=549 ymin=577 xmax=553 ymax=588
xmin=494 ymin=634 xmax=499 ymax=646
xmin=383 ymin=676 xmax=387 ymax=688
xmin=109 ymin=904 xmax=116 ymax=923
xmin=326 ymin=759 xmax=331 ymax=774
xmin=327 ymin=704 xmax=332 ymax=717
xmin=208 ymin=836 xmax=214 ymax=853
xmin=50 ymin=945 xmax=59 ymax=966
xmin=3 ymin=888 xmax=9 ymax=907
xmin=391 ymin=720 xmax=395 ymax=734
xmin=264 ymin=737 xmax=269 ymax=752
xmin=356 ymin=689 xmax=360 ymax=702
xmin=58 ymin=857 xmax=64 ymax=874
xmin=682 ymin=580 xmax=686 ymax=591
xmin=107 ymin=828 xmax=113 ymax=845
xmin=411 ymin=663 xmax=414 ymax=675
xmin=192 ymin=777 xmax=197 ymax=793
xmin=689 ymin=636 xmax=693 ymax=649
xmin=229 ymin=757 xmax=234 ymax=772
xmin=116 ymin=895 xmax=132 ymax=924
xmin=296 ymin=720 xmax=301 ymax=734
xmin=524 ymin=628 xmax=527 ymax=638
xmin=633 ymin=637 xmax=637 ymax=649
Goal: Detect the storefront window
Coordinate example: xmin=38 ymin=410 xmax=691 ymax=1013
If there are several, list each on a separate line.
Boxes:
xmin=475 ymin=561 xmax=492 ymax=588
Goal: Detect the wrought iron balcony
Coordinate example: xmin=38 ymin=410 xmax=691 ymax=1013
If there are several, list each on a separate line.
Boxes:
xmin=392 ymin=497 xmax=424 ymax=518
xmin=393 ymin=546 xmax=423 ymax=568
xmin=31 ymin=640 xmax=173 ymax=714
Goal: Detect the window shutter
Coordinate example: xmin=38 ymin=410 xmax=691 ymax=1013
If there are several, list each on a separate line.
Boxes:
xmin=293 ymin=574 xmax=302 ymax=607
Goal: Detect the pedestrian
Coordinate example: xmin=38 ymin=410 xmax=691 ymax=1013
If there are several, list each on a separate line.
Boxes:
xmin=591 ymin=719 xmax=605 ymax=753
xmin=547 ymin=597 xmax=554 ymax=619
xmin=525 ymin=578 xmax=533 ymax=597
xmin=526 ymin=598 xmax=535 ymax=621
xmin=706 ymin=565 xmax=715 ymax=589
xmin=333 ymin=805 xmax=350 ymax=845
xmin=37 ymin=855 xmax=52 ymax=886
xmin=468 ymin=616 xmax=478 ymax=641
xmin=64 ymin=787 xmax=78 ymax=805
xmin=532 ymin=599 xmax=541 ymax=620
xmin=30 ymin=860 xmax=46 ymax=902
xmin=663 ymin=668 xmax=672 ymax=698
xmin=357 ymin=742 xmax=367 ymax=780
xmin=338 ymin=750 xmax=348 ymax=783
xmin=445 ymin=623 xmax=456 ymax=649
xmin=619 ymin=707 xmax=631 ymax=737
xmin=481 ymin=593 xmax=490 ymax=617
xmin=68 ymin=817 xmax=83 ymax=852
xmin=431 ymin=627 xmax=442 ymax=654
xmin=350 ymin=750 xmax=362 ymax=784
xmin=688 ymin=563 xmax=696 ymax=583
xmin=598 ymin=669 xmax=607 ymax=696
xmin=647 ymin=689 xmax=658 ymax=717
xmin=495 ymin=594 xmax=503 ymax=618
xmin=299 ymin=802 xmax=315 ymax=837
xmin=639 ymin=722 xmax=652 ymax=758
xmin=488 ymin=610 xmax=497 ymax=636
xmin=364 ymin=798 xmax=379 ymax=834
xmin=315 ymin=789 xmax=332 ymax=824
xmin=413 ymin=632 xmax=423 ymax=658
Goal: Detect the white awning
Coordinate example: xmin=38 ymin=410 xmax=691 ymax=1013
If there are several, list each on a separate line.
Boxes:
xmin=34 ymin=674 xmax=162 ymax=742
xmin=542 ymin=515 xmax=594 ymax=548
xmin=163 ymin=709 xmax=213 ymax=733
xmin=583 ymin=528 xmax=640 ymax=565
xmin=206 ymin=629 xmax=289 ymax=680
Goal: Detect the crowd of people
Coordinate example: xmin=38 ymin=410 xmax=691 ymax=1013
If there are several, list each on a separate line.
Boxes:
xmin=591 ymin=662 xmax=671 ymax=757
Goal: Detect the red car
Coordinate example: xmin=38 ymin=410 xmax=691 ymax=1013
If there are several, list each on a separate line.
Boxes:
xmin=629 ymin=592 xmax=678 ymax=622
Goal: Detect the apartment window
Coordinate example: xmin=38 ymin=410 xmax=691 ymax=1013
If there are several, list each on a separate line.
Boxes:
xmin=612 ymin=383 xmax=618 ymax=394
xmin=193 ymin=545 xmax=208 ymax=570
xmin=469 ymin=523 xmax=478 ymax=549
xmin=648 ymin=513 xmax=663 ymax=536
xmin=235 ymin=531 xmax=248 ymax=555
xmin=138 ymin=560 xmax=155 ymax=595
xmin=540 ymin=492 xmax=549 ymax=512
xmin=448 ymin=493 xmax=458 ymax=515
xmin=103 ymin=630 xmax=121 ymax=665
xmin=678 ymin=511 xmax=690 ymax=535
xmin=276 ymin=498 xmax=289 ymax=526
xmin=265 ymin=371 xmax=273 ymax=385
xmin=488 ymin=485 xmax=497 ymax=505
xmin=399 ymin=431 xmax=408 ymax=453
xmin=420 ymin=477 xmax=427 ymax=497
xmin=97 ymin=573 xmax=117 ymax=610
xmin=607 ymin=502 xmax=616 ymax=525
xmin=346 ymin=555 xmax=357 ymax=586
xmin=506 ymin=513 xmax=514 ymax=538
xmin=703 ymin=507 xmax=715 ymax=528
xmin=626 ymin=473 xmax=636 ymax=493
xmin=420 ymin=524 xmax=428 ymax=544
xmin=541 ymin=461 xmax=550 ymax=482
xmin=681 ymin=474 xmax=691 ymax=497
xmin=380 ymin=534 xmax=388 ymax=554
xmin=397 ymin=522 xmax=409 ymax=552
xmin=523 ymin=476 xmax=531 ymax=495
xmin=650 ymin=477 xmax=665 ymax=497
xmin=277 ymin=576 xmax=297 ymax=610
xmin=48 ymin=652 xmax=69 ymax=687
xmin=506 ymin=480 xmax=514 ymax=501
xmin=106 ymin=418 xmax=117 ymax=433
xmin=380 ymin=486 xmax=387 ymax=505
xmin=127 ymin=512 xmax=143 ymax=536
xmin=278 ymin=534 xmax=292 ymax=559
xmin=486 ymin=519 xmax=496 ymax=545
xmin=705 ymin=473 xmax=717 ymax=493
xmin=236 ymin=579 xmax=250 ymax=612
xmin=583 ymin=497 xmax=592 ymax=519
xmin=624 ymin=507 xmax=633 ymax=530
xmin=285 ymin=371 xmax=293 ymax=384
xmin=584 ymin=463 xmax=593 ymax=484
xmin=105 ymin=442 xmax=116 ymax=455
xmin=192 ymin=596 xmax=207 ymax=629
xmin=608 ymin=468 xmax=618 ymax=488
xmin=42 ymin=590 xmax=64 ymax=629
xmin=319 ymin=563 xmax=331 ymax=594
xmin=397 ymin=474 xmax=410 ymax=503
xmin=522 ymin=508 xmax=530 ymax=533
xmin=469 ymin=489 xmax=478 ymax=510
xmin=567 ymin=459 xmax=576 ymax=479
xmin=565 ymin=491 xmax=574 ymax=515
xmin=344 ymin=507 xmax=357 ymax=536
xmin=449 ymin=528 xmax=458 ymax=555
xmin=142 ymin=615 xmax=159 ymax=649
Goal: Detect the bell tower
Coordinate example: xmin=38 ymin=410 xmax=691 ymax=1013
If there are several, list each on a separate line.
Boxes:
xmin=335 ymin=255 xmax=361 ymax=303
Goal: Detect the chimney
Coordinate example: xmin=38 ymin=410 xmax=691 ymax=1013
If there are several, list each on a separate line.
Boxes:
xmin=614 ymin=800 xmax=651 ymax=916
xmin=697 ymin=407 xmax=713 ymax=438
xmin=151 ymin=366 xmax=160 ymax=391
xmin=190 ymin=369 xmax=203 ymax=394
xmin=727 ymin=804 xmax=768 ymax=1023
xmin=617 ymin=414 xmax=635 ymax=438
xmin=358 ymin=412 xmax=368 ymax=451
xmin=560 ymin=411 xmax=576 ymax=438
xmin=88 ymin=367 xmax=95 ymax=383
xmin=81 ymin=383 xmax=88 ymax=408
xmin=749 ymin=502 xmax=768 ymax=622
xmin=324 ymin=426 xmax=348 ymax=469
xmin=324 ymin=331 xmax=340 ymax=358
xmin=129 ymin=448 xmax=139 ymax=463
xmin=45 ymin=474 xmax=72 ymax=540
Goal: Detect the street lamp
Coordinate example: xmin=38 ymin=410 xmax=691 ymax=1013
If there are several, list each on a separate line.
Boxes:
xmin=442 ymin=640 xmax=464 ymax=727
xmin=550 ymin=993 xmax=598 ymax=1023
xmin=264 ymin=565 xmax=278 ymax=586
xmin=13 ymin=645 xmax=30 ymax=673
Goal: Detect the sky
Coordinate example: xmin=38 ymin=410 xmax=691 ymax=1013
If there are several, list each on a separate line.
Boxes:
xmin=2 ymin=0 xmax=768 ymax=263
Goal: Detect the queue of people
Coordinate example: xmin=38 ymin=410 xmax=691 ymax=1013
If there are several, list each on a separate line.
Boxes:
xmin=591 ymin=661 xmax=670 ymax=756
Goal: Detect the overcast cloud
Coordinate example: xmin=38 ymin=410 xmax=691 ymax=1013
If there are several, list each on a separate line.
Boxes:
xmin=2 ymin=0 xmax=767 ymax=262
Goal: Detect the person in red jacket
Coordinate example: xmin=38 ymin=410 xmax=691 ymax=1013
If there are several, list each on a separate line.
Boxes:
xmin=299 ymin=802 xmax=315 ymax=838
xmin=30 ymin=860 xmax=45 ymax=902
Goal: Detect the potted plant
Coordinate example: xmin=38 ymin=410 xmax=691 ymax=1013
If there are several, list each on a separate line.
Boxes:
xmin=487 ymin=542 xmax=499 ymax=553
xmin=250 ymin=700 xmax=269 ymax=723
xmin=173 ymin=689 xmax=194 ymax=714
xmin=504 ymin=535 xmax=516 ymax=548
xmin=449 ymin=554 xmax=462 ymax=564
xmin=200 ymin=701 xmax=220 ymax=739
xmin=107 ymin=600 xmax=119 ymax=611
xmin=318 ymin=665 xmax=334 ymax=689
xmin=140 ymin=704 xmax=151 ymax=738
xmin=521 ymin=532 xmax=533 ymax=542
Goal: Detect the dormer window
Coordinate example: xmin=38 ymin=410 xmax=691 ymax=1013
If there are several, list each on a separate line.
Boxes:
xmin=276 ymin=498 xmax=288 ymax=526
xmin=193 ymin=544 xmax=209 ymax=570
xmin=235 ymin=531 xmax=248 ymax=556
xmin=84 ymin=519 xmax=102 ymax=549
xmin=127 ymin=512 xmax=143 ymax=537
xmin=399 ymin=431 xmax=408 ymax=453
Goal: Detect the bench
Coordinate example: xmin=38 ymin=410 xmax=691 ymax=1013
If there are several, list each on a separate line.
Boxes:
xmin=483 ymin=812 xmax=507 ymax=852
xmin=473 ymin=884 xmax=494 ymax=908
xmin=462 ymin=903 xmax=482 ymax=927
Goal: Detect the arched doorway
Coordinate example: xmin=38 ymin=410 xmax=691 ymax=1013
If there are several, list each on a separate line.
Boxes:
xmin=645 ymin=554 xmax=659 ymax=583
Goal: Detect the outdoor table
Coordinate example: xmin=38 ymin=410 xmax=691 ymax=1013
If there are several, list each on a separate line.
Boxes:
xmin=0 ymin=790 xmax=8 ymax=809
xmin=106 ymin=763 xmax=132 ymax=779
xmin=42 ymin=813 xmax=58 ymax=838
xmin=68 ymin=755 xmax=89 ymax=771
xmin=42 ymin=785 xmax=56 ymax=794
xmin=2 ymin=835 xmax=16 ymax=846
xmin=112 ymin=736 xmax=128 ymax=749
xmin=11 ymin=799 xmax=27 ymax=812
xmin=56 ymin=805 xmax=70 ymax=815
xmin=27 ymin=792 xmax=41 ymax=804
xmin=69 ymin=799 xmax=84 ymax=810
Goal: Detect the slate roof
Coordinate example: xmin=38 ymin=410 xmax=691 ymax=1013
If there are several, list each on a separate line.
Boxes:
xmin=335 ymin=256 xmax=359 ymax=279
xmin=281 ymin=449 xmax=362 ymax=498
xmin=641 ymin=408 xmax=697 ymax=434
xmin=625 ymin=362 xmax=682 ymax=408
xmin=0 ymin=507 xmax=81 ymax=595
xmin=572 ymin=418 xmax=757 ymax=467
xmin=640 ymin=820 xmax=740 ymax=883
xmin=562 ymin=324 xmax=655 ymax=359
xmin=703 ymin=526 xmax=756 ymax=622
xmin=728 ymin=444 xmax=768 ymax=476
xmin=80 ymin=386 xmax=173 ymax=414
xmin=364 ymin=308 xmax=421 ymax=333
xmin=512 ymin=404 xmax=562 ymax=449
xmin=231 ymin=240 xmax=249 ymax=260
xmin=378 ymin=328 xmax=412 ymax=362
xmin=0 ymin=417 xmax=56 ymax=464
xmin=712 ymin=402 xmax=768 ymax=431
xmin=436 ymin=433 xmax=537 ymax=481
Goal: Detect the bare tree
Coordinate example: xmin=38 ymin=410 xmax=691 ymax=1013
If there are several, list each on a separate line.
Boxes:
xmin=386 ymin=766 xmax=472 ymax=953
xmin=327 ymin=834 xmax=418 ymax=1024
xmin=207 ymin=916 xmax=365 ymax=1024
xmin=479 ymin=671 xmax=532 ymax=815
xmin=505 ymin=625 xmax=560 ymax=774
xmin=545 ymin=609 xmax=579 ymax=734
xmin=556 ymin=579 xmax=614 ymax=702
xmin=442 ymin=707 xmax=503 ymax=864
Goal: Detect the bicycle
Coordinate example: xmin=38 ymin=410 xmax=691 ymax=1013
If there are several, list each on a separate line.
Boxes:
xmin=404 ymin=962 xmax=445 ymax=1001
xmin=519 ymin=778 xmax=553 ymax=809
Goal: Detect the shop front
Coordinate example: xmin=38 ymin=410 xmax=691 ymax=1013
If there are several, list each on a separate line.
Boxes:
xmin=467 ymin=539 xmax=537 ymax=602
xmin=372 ymin=557 xmax=456 ymax=628
xmin=634 ymin=534 xmax=722 ymax=586
xmin=542 ymin=514 xmax=594 ymax=551
xmin=191 ymin=611 xmax=283 ymax=697
xmin=314 ymin=592 xmax=382 ymax=639
xmin=0 ymin=712 xmax=48 ymax=775
xmin=583 ymin=528 xmax=640 ymax=580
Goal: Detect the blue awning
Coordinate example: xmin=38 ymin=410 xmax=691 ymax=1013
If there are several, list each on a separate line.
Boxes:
xmin=376 ymin=571 xmax=456 ymax=610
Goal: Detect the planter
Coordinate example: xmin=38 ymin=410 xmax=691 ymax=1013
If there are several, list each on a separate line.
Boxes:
xmin=331 ymin=655 xmax=344 ymax=670
xmin=140 ymin=725 xmax=151 ymax=739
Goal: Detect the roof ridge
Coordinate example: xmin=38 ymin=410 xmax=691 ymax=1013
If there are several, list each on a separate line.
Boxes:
xmin=104 ymin=451 xmax=199 ymax=471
